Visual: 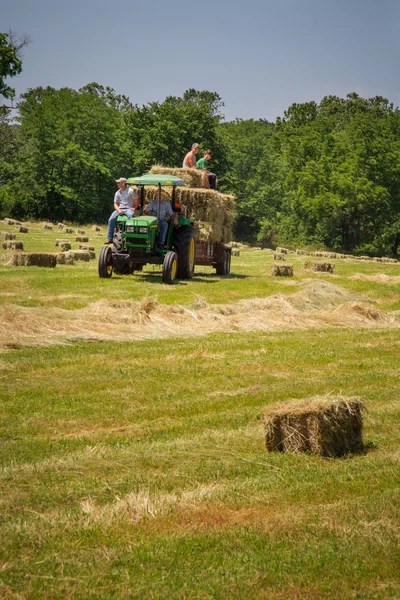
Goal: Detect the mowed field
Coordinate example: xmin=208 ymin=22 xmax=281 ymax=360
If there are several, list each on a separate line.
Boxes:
xmin=0 ymin=220 xmax=399 ymax=599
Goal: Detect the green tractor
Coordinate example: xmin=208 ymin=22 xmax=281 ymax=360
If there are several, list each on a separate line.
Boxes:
xmin=98 ymin=174 xmax=195 ymax=284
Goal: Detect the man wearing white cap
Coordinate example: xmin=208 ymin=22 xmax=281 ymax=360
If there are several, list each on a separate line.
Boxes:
xmin=105 ymin=177 xmax=139 ymax=244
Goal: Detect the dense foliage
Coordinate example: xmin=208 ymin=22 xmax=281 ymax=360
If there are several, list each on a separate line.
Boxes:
xmin=1 ymin=37 xmax=399 ymax=255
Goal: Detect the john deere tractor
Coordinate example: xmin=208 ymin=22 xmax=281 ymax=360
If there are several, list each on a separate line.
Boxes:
xmin=98 ymin=174 xmax=195 ymax=284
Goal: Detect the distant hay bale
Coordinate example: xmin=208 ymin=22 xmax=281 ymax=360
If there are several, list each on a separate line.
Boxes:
xmin=304 ymin=261 xmax=335 ymax=273
xmin=16 ymin=226 xmax=28 ymax=233
xmin=60 ymin=242 xmax=71 ymax=251
xmin=273 ymin=253 xmax=285 ymax=261
xmin=1 ymin=232 xmax=16 ymax=240
xmin=8 ymin=252 xmax=56 ymax=268
xmin=92 ymin=225 xmax=101 ymax=232
xmin=65 ymin=228 xmax=74 ymax=234
xmin=3 ymin=240 xmax=24 ymax=251
xmin=44 ymin=223 xmax=53 ymax=230
xmin=276 ymin=247 xmax=288 ymax=254
xmin=78 ymin=244 xmax=95 ymax=251
xmin=149 ymin=165 xmax=203 ymax=188
xmin=76 ymin=236 xmax=89 ymax=242
xmin=55 ymin=239 xmax=70 ymax=247
xmin=270 ymin=264 xmax=293 ymax=277
xmin=231 ymin=249 xmax=240 ymax=256
xmin=56 ymin=252 xmax=66 ymax=264
xmin=64 ymin=252 xmax=75 ymax=265
xmin=89 ymin=250 xmax=96 ymax=260
xmin=296 ymin=249 xmax=305 ymax=255
xmin=77 ymin=229 xmax=86 ymax=235
xmin=263 ymin=396 xmax=365 ymax=457
xmin=58 ymin=223 xmax=65 ymax=230
xmin=68 ymin=250 xmax=90 ymax=262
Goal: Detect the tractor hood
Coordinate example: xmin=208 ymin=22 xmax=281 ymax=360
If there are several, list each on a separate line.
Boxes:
xmin=117 ymin=215 xmax=157 ymax=227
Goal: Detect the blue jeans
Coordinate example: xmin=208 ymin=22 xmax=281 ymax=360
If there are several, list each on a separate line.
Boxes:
xmin=107 ymin=208 xmax=134 ymax=242
xmin=159 ymin=220 xmax=168 ymax=244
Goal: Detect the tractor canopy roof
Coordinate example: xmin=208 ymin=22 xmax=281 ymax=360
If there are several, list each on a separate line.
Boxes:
xmin=126 ymin=174 xmax=185 ymax=186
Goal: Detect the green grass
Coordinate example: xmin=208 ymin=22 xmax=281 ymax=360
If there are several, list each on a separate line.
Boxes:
xmin=0 ymin=220 xmax=400 ymax=598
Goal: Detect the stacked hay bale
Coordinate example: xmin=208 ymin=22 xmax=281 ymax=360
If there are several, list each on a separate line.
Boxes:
xmin=146 ymin=166 xmax=235 ymax=244
xmin=263 ymin=396 xmax=365 ymax=457
xmin=304 ymin=261 xmax=335 ymax=273
xmin=9 ymin=253 xmax=57 ymax=268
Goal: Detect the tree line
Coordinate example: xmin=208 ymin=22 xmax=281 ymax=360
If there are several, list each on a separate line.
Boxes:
xmin=1 ymin=32 xmax=400 ymax=256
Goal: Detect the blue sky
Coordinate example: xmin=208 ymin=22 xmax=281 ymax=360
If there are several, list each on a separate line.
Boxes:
xmin=2 ymin=0 xmax=400 ymax=121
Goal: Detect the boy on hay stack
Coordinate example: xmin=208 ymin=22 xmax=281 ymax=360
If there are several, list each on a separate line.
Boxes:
xmin=196 ymin=149 xmax=217 ymax=190
xmin=145 ymin=189 xmax=178 ymax=249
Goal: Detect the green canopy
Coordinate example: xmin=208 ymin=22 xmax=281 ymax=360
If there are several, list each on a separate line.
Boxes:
xmin=126 ymin=174 xmax=185 ymax=186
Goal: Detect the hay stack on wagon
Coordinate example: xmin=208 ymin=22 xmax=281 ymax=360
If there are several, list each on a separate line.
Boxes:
xmin=142 ymin=177 xmax=235 ymax=245
xmin=263 ymin=396 xmax=365 ymax=457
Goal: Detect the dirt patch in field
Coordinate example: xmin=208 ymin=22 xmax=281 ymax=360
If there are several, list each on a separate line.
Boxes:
xmin=0 ymin=280 xmax=399 ymax=349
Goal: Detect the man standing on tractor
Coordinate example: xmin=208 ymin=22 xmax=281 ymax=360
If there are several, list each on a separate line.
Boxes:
xmin=145 ymin=189 xmax=178 ymax=248
xmin=104 ymin=177 xmax=138 ymax=245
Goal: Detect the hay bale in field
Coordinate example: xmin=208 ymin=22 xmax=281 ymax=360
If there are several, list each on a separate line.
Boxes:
xmin=1 ymin=232 xmax=16 ymax=240
xmin=273 ymin=253 xmax=286 ymax=261
xmin=68 ymin=250 xmax=90 ymax=262
xmin=89 ymin=250 xmax=96 ymax=259
xmin=276 ymin=246 xmax=288 ymax=254
xmin=8 ymin=252 xmax=57 ymax=268
xmin=263 ymin=396 xmax=365 ymax=457
xmin=55 ymin=239 xmax=70 ymax=247
xmin=65 ymin=228 xmax=74 ymax=234
xmin=76 ymin=236 xmax=89 ymax=242
xmin=43 ymin=223 xmax=53 ymax=230
xmin=15 ymin=225 xmax=28 ymax=233
xmin=56 ymin=252 xmax=66 ymax=264
xmin=92 ymin=225 xmax=101 ymax=232
xmin=78 ymin=244 xmax=95 ymax=251
xmin=3 ymin=240 xmax=24 ymax=251
xmin=149 ymin=164 xmax=203 ymax=188
xmin=296 ymin=249 xmax=305 ymax=255
xmin=60 ymin=242 xmax=71 ymax=251
xmin=270 ymin=264 xmax=293 ymax=277
xmin=77 ymin=229 xmax=86 ymax=235
xmin=4 ymin=218 xmax=16 ymax=225
xmin=58 ymin=223 xmax=65 ymax=230
xmin=64 ymin=252 xmax=75 ymax=265
xmin=231 ymin=249 xmax=240 ymax=256
xmin=304 ymin=261 xmax=335 ymax=273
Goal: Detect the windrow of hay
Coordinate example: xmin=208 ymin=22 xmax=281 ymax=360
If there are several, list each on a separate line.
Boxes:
xmin=143 ymin=185 xmax=235 ymax=244
xmin=304 ymin=261 xmax=335 ymax=273
xmin=149 ymin=165 xmax=203 ymax=188
xmin=270 ymin=264 xmax=293 ymax=276
xmin=8 ymin=253 xmax=57 ymax=268
xmin=1 ymin=280 xmax=398 ymax=349
xmin=263 ymin=396 xmax=365 ymax=457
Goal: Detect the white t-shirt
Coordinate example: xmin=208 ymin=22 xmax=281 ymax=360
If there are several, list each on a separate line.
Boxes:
xmin=114 ymin=187 xmax=138 ymax=210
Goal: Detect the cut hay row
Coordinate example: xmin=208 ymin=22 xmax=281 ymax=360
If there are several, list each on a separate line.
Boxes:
xmin=1 ymin=280 xmax=398 ymax=349
xmin=304 ymin=261 xmax=335 ymax=273
xmin=263 ymin=396 xmax=365 ymax=457
xmin=8 ymin=253 xmax=57 ymax=268
xmin=270 ymin=264 xmax=293 ymax=277
xmin=149 ymin=165 xmax=203 ymax=188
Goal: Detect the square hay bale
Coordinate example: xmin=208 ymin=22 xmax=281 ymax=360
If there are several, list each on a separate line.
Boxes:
xmin=65 ymin=228 xmax=74 ymax=234
xmin=231 ymin=249 xmax=240 ymax=256
xmin=273 ymin=253 xmax=286 ymax=261
xmin=1 ymin=232 xmax=16 ymax=240
xmin=4 ymin=218 xmax=16 ymax=225
xmin=77 ymin=229 xmax=86 ymax=235
xmin=78 ymin=244 xmax=95 ymax=251
xmin=92 ymin=225 xmax=101 ymax=232
xmin=296 ymin=249 xmax=305 ymax=255
xmin=276 ymin=247 xmax=288 ymax=254
xmin=56 ymin=252 xmax=66 ymax=264
xmin=43 ymin=223 xmax=53 ymax=230
xmin=8 ymin=253 xmax=57 ymax=267
xmin=15 ymin=226 xmax=29 ymax=233
xmin=76 ymin=236 xmax=89 ymax=242
xmin=270 ymin=264 xmax=293 ymax=277
xmin=263 ymin=396 xmax=365 ymax=457
xmin=304 ymin=261 xmax=335 ymax=273
xmin=58 ymin=223 xmax=65 ymax=230
xmin=3 ymin=241 xmax=24 ymax=251
xmin=61 ymin=242 xmax=71 ymax=251
xmin=55 ymin=239 xmax=70 ymax=247
xmin=68 ymin=250 xmax=90 ymax=262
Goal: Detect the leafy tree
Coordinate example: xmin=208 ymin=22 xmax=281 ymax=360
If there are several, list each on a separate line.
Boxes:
xmin=0 ymin=31 xmax=30 ymax=106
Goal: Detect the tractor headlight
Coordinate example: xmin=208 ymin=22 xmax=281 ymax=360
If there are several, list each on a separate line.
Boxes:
xmin=139 ymin=227 xmax=147 ymax=233
xmin=125 ymin=226 xmax=134 ymax=233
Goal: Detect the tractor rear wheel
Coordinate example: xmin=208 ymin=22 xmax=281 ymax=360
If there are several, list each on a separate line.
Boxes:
xmin=98 ymin=246 xmax=113 ymax=278
xmin=174 ymin=226 xmax=195 ymax=279
xmin=162 ymin=251 xmax=178 ymax=284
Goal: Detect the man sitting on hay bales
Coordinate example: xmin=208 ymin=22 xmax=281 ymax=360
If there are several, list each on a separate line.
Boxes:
xmin=196 ymin=149 xmax=217 ymax=190
xmin=145 ymin=189 xmax=178 ymax=249
xmin=182 ymin=143 xmax=200 ymax=168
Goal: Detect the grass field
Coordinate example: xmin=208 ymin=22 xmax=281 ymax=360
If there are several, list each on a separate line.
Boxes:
xmin=1 ymin=220 xmax=399 ymax=599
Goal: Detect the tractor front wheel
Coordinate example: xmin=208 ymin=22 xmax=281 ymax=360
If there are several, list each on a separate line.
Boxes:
xmin=162 ymin=251 xmax=178 ymax=284
xmin=98 ymin=246 xmax=113 ymax=278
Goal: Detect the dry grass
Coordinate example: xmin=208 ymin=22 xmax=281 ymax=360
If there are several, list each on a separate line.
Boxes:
xmin=0 ymin=280 xmax=398 ymax=349
xmin=350 ymin=273 xmax=400 ymax=285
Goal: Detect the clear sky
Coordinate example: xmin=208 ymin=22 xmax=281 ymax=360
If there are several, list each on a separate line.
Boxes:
xmin=2 ymin=0 xmax=400 ymax=122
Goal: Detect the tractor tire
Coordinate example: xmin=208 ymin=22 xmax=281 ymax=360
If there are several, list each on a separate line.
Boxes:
xmin=162 ymin=251 xmax=178 ymax=284
xmin=113 ymin=230 xmax=122 ymax=253
xmin=174 ymin=226 xmax=195 ymax=280
xmin=98 ymin=246 xmax=113 ymax=278
xmin=215 ymin=249 xmax=231 ymax=276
